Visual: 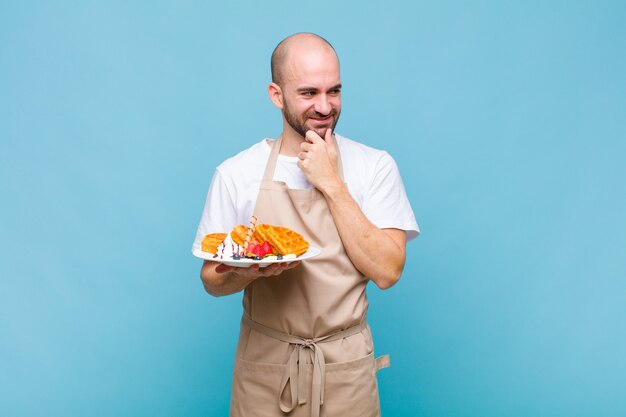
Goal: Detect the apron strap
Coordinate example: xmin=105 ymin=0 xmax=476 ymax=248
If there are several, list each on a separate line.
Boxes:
xmin=242 ymin=315 xmax=366 ymax=417
xmin=262 ymin=135 xmax=345 ymax=183
xmin=375 ymin=354 xmax=390 ymax=371
xmin=262 ymin=136 xmax=283 ymax=182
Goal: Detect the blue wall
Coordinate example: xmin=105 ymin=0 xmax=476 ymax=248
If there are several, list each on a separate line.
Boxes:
xmin=1 ymin=1 xmax=625 ymax=416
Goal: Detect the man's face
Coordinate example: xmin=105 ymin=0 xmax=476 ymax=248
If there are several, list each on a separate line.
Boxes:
xmin=279 ymin=48 xmax=342 ymax=138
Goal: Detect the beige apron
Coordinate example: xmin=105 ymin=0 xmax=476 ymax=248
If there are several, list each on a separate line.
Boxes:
xmin=230 ymin=137 xmax=389 ymax=417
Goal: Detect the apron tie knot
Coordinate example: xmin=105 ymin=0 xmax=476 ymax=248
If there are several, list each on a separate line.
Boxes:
xmin=279 ymin=338 xmax=325 ymax=415
xmin=242 ymin=315 xmax=368 ymax=417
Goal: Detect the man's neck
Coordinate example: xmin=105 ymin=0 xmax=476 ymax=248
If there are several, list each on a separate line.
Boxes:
xmin=278 ymin=127 xmax=305 ymax=157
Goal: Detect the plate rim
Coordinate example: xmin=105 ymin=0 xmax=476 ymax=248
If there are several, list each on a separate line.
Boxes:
xmin=192 ymin=246 xmax=321 ymax=267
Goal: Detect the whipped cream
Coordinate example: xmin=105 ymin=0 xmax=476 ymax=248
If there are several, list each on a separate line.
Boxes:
xmin=213 ymin=233 xmax=244 ymax=259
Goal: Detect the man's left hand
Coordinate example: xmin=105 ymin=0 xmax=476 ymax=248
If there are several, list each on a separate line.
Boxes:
xmin=298 ymin=129 xmax=342 ymax=192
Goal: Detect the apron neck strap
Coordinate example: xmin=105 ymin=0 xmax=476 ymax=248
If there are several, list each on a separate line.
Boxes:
xmin=263 ymin=136 xmax=283 ymax=182
xmin=263 ymin=135 xmax=345 ymax=182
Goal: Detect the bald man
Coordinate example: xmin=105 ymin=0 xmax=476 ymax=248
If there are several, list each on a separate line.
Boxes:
xmin=193 ymin=33 xmax=419 ymax=417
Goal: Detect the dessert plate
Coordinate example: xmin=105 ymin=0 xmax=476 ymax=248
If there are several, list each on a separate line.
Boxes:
xmin=192 ymin=247 xmax=321 ymax=267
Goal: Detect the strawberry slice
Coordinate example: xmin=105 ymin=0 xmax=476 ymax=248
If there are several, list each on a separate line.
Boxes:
xmin=252 ymin=244 xmax=264 ymax=257
xmin=246 ymin=242 xmax=258 ymax=257
xmin=261 ymin=241 xmax=274 ymax=257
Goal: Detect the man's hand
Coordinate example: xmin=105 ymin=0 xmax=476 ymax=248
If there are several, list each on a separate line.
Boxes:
xmin=298 ymin=129 xmax=342 ymax=192
xmin=214 ymin=261 xmax=300 ymax=277
xmin=201 ymin=260 xmax=301 ymax=297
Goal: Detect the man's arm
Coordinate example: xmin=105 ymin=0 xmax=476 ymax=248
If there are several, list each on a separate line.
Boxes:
xmin=323 ymin=189 xmax=406 ymax=289
xmin=201 ymin=260 xmax=300 ymax=297
xmin=298 ymin=130 xmax=407 ymax=289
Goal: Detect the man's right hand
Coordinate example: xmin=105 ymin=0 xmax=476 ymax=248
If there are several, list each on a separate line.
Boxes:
xmin=215 ymin=261 xmax=300 ymax=278
xmin=202 ymin=260 xmax=300 ymax=297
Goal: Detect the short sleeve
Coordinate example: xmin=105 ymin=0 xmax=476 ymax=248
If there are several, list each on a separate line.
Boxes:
xmin=361 ymin=153 xmax=420 ymax=241
xmin=192 ymin=169 xmax=239 ymax=252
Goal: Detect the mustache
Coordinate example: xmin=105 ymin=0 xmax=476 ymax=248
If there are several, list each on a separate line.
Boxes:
xmin=306 ymin=109 xmax=338 ymax=118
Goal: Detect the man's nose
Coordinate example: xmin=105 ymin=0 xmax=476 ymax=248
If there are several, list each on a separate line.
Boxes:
xmin=314 ymin=94 xmax=332 ymax=115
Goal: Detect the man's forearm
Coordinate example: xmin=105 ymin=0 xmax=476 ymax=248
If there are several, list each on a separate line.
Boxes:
xmin=321 ymin=183 xmax=407 ymax=289
xmin=200 ymin=261 xmax=255 ymax=297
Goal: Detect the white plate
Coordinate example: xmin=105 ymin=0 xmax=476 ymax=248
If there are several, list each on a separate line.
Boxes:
xmin=192 ymin=246 xmax=321 ymax=267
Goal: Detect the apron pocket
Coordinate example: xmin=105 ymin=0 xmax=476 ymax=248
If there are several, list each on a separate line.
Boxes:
xmin=231 ymin=358 xmax=286 ymax=417
xmin=231 ymin=352 xmax=384 ymax=417
xmin=322 ymin=351 xmax=381 ymax=417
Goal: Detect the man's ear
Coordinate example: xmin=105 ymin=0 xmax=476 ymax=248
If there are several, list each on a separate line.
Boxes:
xmin=268 ymin=82 xmax=284 ymax=109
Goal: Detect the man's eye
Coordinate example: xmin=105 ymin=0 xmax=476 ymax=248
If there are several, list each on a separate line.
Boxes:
xmin=302 ymin=91 xmax=315 ymax=96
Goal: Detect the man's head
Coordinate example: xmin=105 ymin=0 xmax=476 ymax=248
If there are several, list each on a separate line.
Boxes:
xmin=268 ymin=33 xmax=342 ymax=139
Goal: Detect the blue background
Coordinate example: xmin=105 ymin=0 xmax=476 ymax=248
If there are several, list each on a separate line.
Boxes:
xmin=1 ymin=1 xmax=625 ymax=416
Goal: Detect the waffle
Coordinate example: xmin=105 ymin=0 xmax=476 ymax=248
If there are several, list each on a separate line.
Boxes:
xmin=254 ymin=224 xmax=309 ymax=256
xmin=230 ymin=225 xmax=253 ymax=247
xmin=229 ymin=224 xmax=309 ymax=256
xmin=201 ymin=233 xmax=227 ymax=254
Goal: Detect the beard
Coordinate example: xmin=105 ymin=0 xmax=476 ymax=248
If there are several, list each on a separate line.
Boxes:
xmin=283 ymin=98 xmax=340 ymax=139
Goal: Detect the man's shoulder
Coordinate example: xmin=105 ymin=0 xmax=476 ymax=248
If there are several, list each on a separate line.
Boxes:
xmin=216 ymin=139 xmax=270 ymax=176
xmin=336 ymin=133 xmax=393 ymax=166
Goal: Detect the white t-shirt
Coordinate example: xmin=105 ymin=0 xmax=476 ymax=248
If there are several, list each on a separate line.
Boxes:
xmin=192 ymin=134 xmax=419 ymax=252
